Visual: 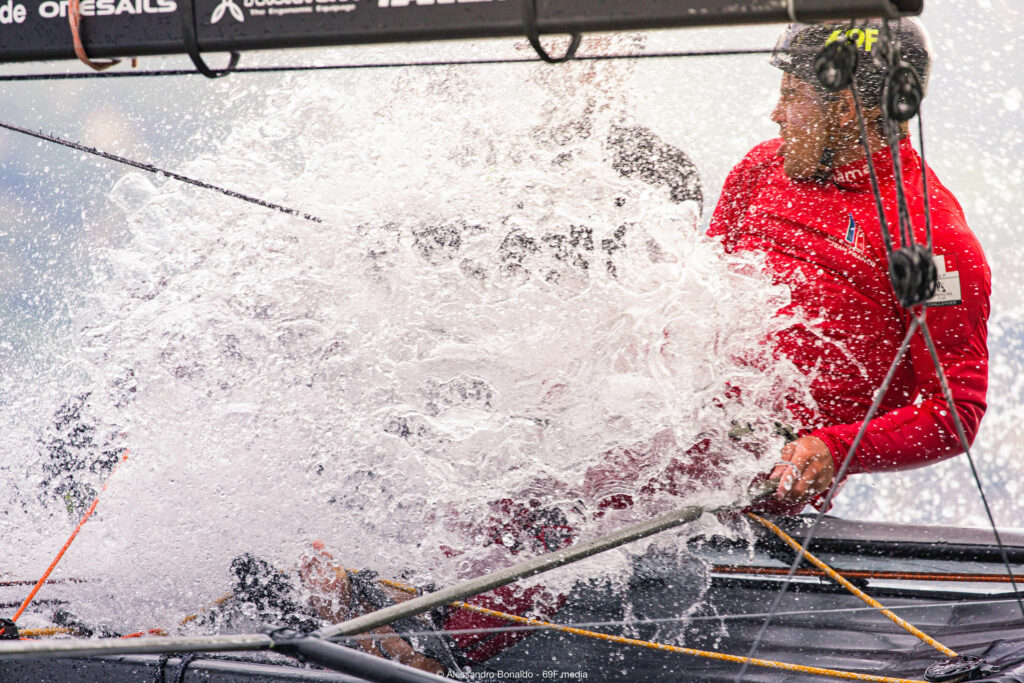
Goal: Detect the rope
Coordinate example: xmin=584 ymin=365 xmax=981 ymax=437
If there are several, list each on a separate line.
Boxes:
xmin=740 ymin=29 xmax=990 ymax=679
xmin=850 ymin=79 xmax=896 ymax=255
xmin=177 ymin=594 xmax=235 ymax=627
xmin=171 ymin=652 xmax=200 ymax=683
xmin=916 ymin=116 xmax=933 ymax=251
xmin=24 ymin=597 xmax=1022 ymax=643
xmin=11 ymin=451 xmax=129 ymax=624
xmin=747 ymin=514 xmax=957 ymax=658
xmin=452 ymin=602 xmax=929 ymax=683
xmin=0 ymin=579 xmax=87 ymax=588
xmin=0 ymin=49 xmax=775 ymax=83
xmin=120 ymin=628 xmax=169 ymax=638
xmin=67 ymin=0 xmax=120 ymax=71
xmin=0 ymin=120 xmax=323 ymax=224
xmin=19 ymin=627 xmax=75 ymax=638
xmin=1 ymin=31 xmax=1009 ymax=678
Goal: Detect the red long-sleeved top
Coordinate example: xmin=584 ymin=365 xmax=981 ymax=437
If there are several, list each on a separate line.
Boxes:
xmin=708 ymin=137 xmax=990 ymax=476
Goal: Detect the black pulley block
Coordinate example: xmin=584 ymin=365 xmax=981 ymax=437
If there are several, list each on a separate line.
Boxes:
xmin=888 ymin=244 xmax=937 ymax=308
xmin=883 ymin=63 xmax=925 ymax=121
xmin=815 ymin=40 xmax=858 ymax=92
xmin=0 ymin=618 xmax=18 ymax=640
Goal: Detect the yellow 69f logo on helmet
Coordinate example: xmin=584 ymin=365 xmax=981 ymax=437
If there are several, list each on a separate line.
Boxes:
xmin=826 ymin=28 xmax=880 ymax=52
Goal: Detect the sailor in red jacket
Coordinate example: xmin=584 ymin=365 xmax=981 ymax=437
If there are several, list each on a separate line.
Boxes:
xmin=714 ymin=19 xmax=990 ymax=507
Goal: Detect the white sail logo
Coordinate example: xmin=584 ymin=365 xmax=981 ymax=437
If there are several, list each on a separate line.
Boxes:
xmin=211 ymin=0 xmax=244 ymax=22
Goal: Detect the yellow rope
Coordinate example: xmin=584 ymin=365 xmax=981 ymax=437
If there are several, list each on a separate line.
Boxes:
xmin=178 ymin=593 xmax=234 ymax=627
xmin=746 ymin=513 xmax=958 ymax=658
xmin=448 ymin=600 xmax=929 ymax=683
xmin=376 ymin=577 xmax=928 ymax=683
xmin=19 ymin=626 xmax=75 ymax=638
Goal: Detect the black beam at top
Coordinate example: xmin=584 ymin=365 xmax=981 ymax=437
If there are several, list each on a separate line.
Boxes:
xmin=0 ymin=0 xmax=922 ymax=65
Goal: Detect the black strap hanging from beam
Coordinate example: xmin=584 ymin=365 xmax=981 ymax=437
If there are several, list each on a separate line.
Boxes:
xmin=521 ymin=0 xmax=580 ymax=64
xmin=179 ymin=0 xmax=239 ymax=77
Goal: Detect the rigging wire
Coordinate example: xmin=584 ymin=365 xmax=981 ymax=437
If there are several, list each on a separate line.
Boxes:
xmin=714 ymin=566 xmax=1024 ymax=583
xmin=0 ymin=48 xmax=774 ymax=82
xmin=0 ymin=120 xmax=323 ymax=224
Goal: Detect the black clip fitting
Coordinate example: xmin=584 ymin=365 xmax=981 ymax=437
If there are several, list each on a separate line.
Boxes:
xmin=522 ymin=0 xmax=581 ymax=64
xmin=180 ymin=0 xmax=240 ymax=78
xmin=815 ymin=39 xmax=858 ymax=93
xmin=0 ymin=618 xmax=18 ymax=640
xmin=264 ymin=624 xmax=305 ymax=642
xmin=924 ymin=654 xmax=993 ymax=682
xmin=888 ymin=244 xmax=937 ymax=308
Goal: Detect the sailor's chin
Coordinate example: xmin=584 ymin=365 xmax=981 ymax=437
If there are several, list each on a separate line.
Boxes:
xmin=782 ymin=156 xmax=821 ymax=181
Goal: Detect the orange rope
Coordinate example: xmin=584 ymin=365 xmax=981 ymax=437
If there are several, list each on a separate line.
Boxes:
xmin=178 ymin=593 xmax=235 ymax=627
xmin=11 ymin=517 xmax=952 ymax=683
xmin=120 ymin=628 xmax=168 ymax=638
xmin=747 ymin=513 xmax=958 ymax=658
xmin=68 ymin=0 xmax=120 ymax=71
xmin=12 ymin=450 xmax=129 ymax=623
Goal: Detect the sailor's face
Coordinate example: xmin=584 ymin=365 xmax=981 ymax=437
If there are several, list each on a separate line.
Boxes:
xmin=771 ymin=73 xmax=830 ymax=180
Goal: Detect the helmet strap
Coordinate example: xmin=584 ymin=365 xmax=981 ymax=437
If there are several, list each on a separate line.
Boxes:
xmin=812 ymin=98 xmax=841 ymax=182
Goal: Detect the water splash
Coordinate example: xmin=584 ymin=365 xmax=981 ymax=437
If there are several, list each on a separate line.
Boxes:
xmin=1 ymin=43 xmax=810 ymax=634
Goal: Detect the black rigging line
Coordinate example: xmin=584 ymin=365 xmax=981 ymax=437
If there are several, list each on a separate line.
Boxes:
xmin=0 ymin=120 xmax=323 ymax=223
xmin=0 ymin=48 xmax=773 ymax=82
